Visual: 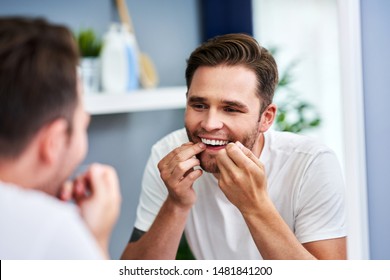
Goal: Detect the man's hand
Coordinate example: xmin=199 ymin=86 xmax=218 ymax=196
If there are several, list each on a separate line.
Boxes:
xmin=216 ymin=141 xmax=268 ymax=215
xmin=59 ymin=163 xmax=121 ymax=258
xmin=158 ymin=142 xmax=206 ymax=209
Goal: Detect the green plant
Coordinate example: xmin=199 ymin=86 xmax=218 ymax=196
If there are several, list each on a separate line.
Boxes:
xmin=270 ymin=47 xmax=321 ymax=133
xmin=274 ymin=93 xmax=321 ymax=133
xmin=75 ymin=28 xmax=102 ymax=57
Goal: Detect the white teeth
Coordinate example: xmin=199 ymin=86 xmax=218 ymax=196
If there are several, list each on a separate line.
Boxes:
xmin=201 ymin=138 xmax=228 ymax=146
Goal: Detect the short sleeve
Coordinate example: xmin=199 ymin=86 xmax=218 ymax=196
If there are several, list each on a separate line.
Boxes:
xmin=294 ymin=150 xmax=347 ymax=243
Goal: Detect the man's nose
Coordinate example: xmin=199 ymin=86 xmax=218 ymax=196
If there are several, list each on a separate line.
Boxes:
xmin=201 ymin=109 xmax=224 ymax=131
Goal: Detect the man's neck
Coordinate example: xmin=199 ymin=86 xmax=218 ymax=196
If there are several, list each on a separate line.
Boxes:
xmin=253 ymin=132 xmax=265 ymax=159
xmin=0 ymin=152 xmax=45 ymax=191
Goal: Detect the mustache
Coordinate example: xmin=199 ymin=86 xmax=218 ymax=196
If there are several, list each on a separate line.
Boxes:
xmin=191 ymin=130 xmax=234 ymax=142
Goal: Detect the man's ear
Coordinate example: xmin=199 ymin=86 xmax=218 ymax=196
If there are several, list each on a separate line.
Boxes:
xmin=37 ymin=119 xmax=69 ymax=165
xmin=258 ymin=104 xmax=277 ymax=133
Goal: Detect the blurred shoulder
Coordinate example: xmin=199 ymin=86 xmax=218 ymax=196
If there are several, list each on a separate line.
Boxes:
xmin=153 ymin=128 xmax=188 ymax=150
xmin=266 ymin=129 xmax=333 ymax=156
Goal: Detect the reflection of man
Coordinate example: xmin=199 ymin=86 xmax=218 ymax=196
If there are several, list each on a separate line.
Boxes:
xmin=0 ymin=17 xmax=121 ymax=259
xmin=122 ymin=33 xmax=346 ymax=259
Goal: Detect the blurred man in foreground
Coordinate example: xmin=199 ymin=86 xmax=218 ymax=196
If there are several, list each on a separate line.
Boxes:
xmin=0 ymin=17 xmax=120 ymax=259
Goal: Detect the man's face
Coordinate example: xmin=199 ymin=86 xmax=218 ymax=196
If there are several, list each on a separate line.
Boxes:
xmin=51 ymin=79 xmax=90 ymax=193
xmin=185 ymin=65 xmax=262 ymax=174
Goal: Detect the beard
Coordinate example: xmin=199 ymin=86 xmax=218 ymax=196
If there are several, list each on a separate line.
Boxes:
xmin=185 ymin=123 xmax=260 ymax=174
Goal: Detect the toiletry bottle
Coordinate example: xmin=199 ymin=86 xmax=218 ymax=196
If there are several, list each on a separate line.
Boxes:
xmin=101 ymin=24 xmax=128 ymax=93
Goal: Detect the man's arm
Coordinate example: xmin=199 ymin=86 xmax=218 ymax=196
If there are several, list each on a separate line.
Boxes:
xmin=121 ymin=142 xmax=206 ymax=260
xmin=241 ymin=195 xmax=346 ymax=259
xmin=216 ymin=142 xmax=346 ymax=260
xmin=303 ymin=238 xmax=346 ymax=259
xmin=121 ymin=197 xmax=191 ymax=259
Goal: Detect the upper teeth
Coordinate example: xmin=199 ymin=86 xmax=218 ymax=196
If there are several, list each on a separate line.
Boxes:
xmin=201 ymin=138 xmax=228 ymax=146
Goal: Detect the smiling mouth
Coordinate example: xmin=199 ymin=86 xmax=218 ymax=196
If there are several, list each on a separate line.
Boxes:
xmin=200 ymin=138 xmax=229 ymax=146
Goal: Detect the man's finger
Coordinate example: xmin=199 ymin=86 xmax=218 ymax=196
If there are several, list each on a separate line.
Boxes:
xmin=58 ymin=180 xmax=73 ymax=201
xmin=159 ymin=142 xmax=206 ymax=172
xmin=171 ymin=157 xmax=201 ymax=183
xmin=232 ymin=141 xmax=263 ymax=169
xmin=169 ymin=142 xmax=206 ymax=163
xmin=216 ymin=147 xmax=239 ymax=176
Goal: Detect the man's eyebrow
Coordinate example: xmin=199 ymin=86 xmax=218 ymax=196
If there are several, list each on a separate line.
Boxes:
xmin=222 ymin=100 xmax=249 ymax=111
xmin=187 ymin=96 xmax=207 ymax=103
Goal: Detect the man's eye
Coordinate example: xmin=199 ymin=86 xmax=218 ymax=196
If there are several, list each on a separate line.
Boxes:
xmin=224 ymin=107 xmax=240 ymax=113
xmin=191 ymin=104 xmax=207 ymax=109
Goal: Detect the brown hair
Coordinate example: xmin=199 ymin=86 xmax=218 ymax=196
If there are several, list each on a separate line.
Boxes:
xmin=0 ymin=17 xmax=79 ymax=158
xmin=185 ymin=33 xmax=278 ymax=113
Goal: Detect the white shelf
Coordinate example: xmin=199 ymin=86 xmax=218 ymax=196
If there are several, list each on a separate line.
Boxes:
xmin=84 ymin=86 xmax=187 ymax=115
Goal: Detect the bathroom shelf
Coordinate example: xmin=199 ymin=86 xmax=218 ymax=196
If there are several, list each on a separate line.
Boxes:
xmin=84 ymin=86 xmax=187 ymax=115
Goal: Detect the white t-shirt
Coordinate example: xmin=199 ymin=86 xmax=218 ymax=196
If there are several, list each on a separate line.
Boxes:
xmin=135 ymin=128 xmax=346 ymax=259
xmin=0 ymin=181 xmax=104 ymax=260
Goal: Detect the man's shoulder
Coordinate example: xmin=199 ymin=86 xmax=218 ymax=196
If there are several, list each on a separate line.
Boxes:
xmin=153 ymin=128 xmax=188 ymax=149
xmin=0 ymin=182 xmax=93 ymax=259
xmin=0 ymin=182 xmax=77 ymax=222
xmin=267 ymin=129 xmax=332 ymax=156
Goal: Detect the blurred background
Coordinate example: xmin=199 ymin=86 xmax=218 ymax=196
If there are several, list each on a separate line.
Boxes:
xmin=1 ymin=0 xmax=389 ymax=260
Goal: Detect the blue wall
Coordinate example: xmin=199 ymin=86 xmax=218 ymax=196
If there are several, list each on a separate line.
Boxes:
xmin=0 ymin=0 xmax=200 ymax=259
xmin=0 ymin=0 xmax=112 ymax=34
xmin=361 ymin=0 xmax=390 ymax=259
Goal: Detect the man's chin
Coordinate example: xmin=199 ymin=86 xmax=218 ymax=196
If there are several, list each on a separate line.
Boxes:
xmin=196 ymin=151 xmax=221 ymax=174
xmin=199 ymin=162 xmax=220 ymax=174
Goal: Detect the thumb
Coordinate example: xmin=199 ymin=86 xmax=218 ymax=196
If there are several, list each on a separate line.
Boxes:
xmin=87 ymin=164 xmax=105 ymax=195
xmin=58 ymin=180 xmax=74 ymax=201
xmin=235 ymin=141 xmax=264 ymax=169
xmin=87 ymin=163 xmax=121 ymax=201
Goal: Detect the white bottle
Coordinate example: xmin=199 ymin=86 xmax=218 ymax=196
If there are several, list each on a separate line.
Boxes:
xmin=101 ymin=24 xmax=128 ymax=93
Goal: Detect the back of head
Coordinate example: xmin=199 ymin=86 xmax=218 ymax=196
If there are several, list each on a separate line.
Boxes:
xmin=0 ymin=17 xmax=79 ymax=158
xmin=185 ymin=33 xmax=278 ymax=113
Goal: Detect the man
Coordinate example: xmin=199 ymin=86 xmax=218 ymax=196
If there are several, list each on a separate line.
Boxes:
xmin=121 ymin=33 xmax=346 ymax=260
xmin=0 ymin=17 xmax=121 ymax=259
